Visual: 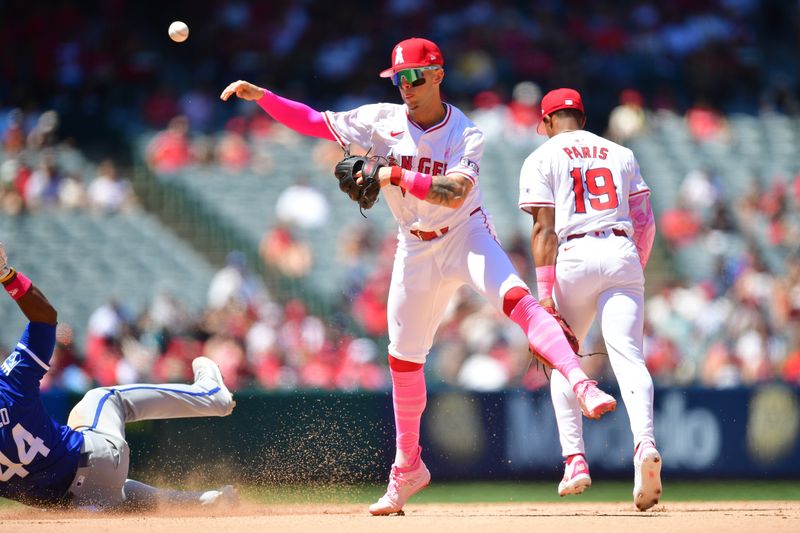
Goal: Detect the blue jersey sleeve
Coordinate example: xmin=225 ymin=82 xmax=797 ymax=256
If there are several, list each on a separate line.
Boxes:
xmin=0 ymin=322 xmax=56 ymax=399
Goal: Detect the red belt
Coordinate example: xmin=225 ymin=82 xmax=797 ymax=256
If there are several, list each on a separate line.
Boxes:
xmin=566 ymin=228 xmax=627 ymax=241
xmin=410 ymin=227 xmax=449 ymax=240
xmin=410 ymin=207 xmax=482 ymax=241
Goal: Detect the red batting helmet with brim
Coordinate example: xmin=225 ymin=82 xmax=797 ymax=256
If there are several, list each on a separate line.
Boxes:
xmin=379 ymin=38 xmax=444 ymax=78
xmin=537 ymin=88 xmax=585 ymax=134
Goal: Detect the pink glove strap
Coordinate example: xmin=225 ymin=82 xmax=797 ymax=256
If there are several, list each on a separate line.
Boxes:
xmin=5 ymin=271 xmax=31 ymax=301
xmin=535 ymin=265 xmax=555 ymax=300
xmin=399 ymin=170 xmax=432 ymax=200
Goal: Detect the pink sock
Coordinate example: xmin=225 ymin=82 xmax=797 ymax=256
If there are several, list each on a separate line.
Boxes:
xmin=509 ymin=295 xmax=588 ymax=387
xmin=390 ymin=366 xmax=427 ymax=469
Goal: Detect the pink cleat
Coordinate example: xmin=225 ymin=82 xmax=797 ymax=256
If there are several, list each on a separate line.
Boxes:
xmin=558 ymin=454 xmax=592 ymax=497
xmin=633 ymin=440 xmax=662 ymax=511
xmin=573 ymin=379 xmax=617 ymax=419
xmin=369 ymin=459 xmax=431 ymax=516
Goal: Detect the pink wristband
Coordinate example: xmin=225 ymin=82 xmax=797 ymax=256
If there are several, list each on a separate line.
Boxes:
xmin=399 ymin=170 xmax=433 ymax=200
xmin=5 ymin=271 xmax=31 ymax=301
xmin=535 ymin=265 xmax=555 ymax=300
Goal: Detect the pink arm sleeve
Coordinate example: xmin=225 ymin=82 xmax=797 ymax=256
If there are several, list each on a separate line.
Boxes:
xmin=630 ymin=192 xmax=656 ymax=270
xmin=256 ymin=90 xmax=336 ymax=141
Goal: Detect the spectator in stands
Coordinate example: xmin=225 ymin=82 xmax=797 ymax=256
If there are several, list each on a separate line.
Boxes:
xmin=0 ymin=158 xmax=25 ymax=215
xmin=275 ymin=175 xmax=330 ymax=229
xmin=782 ymin=330 xmax=800 ymax=384
xmin=202 ymin=335 xmax=249 ymax=391
xmin=215 ymin=130 xmax=251 ymax=173
xmin=680 ymin=168 xmax=722 ymax=214
xmin=607 ymin=89 xmax=647 ymax=143
xmin=337 ymin=223 xmax=379 ymax=301
xmin=58 ymin=173 xmax=87 ymax=210
xmin=40 ymin=324 xmax=92 ymax=393
xmin=146 ymin=115 xmax=192 ymax=174
xmin=87 ymin=159 xmax=135 ymax=212
xmin=352 ymin=270 xmax=391 ymax=337
xmin=207 ymin=250 xmax=265 ymax=310
xmin=85 ymin=299 xmax=134 ymax=387
xmin=2 ymin=109 xmax=26 ymax=155
xmin=659 ymin=195 xmax=702 ymax=247
xmin=507 ymin=81 xmax=543 ymax=140
xmin=259 ymin=222 xmax=313 ymax=279
xmin=335 ymin=337 xmax=389 ymax=391
xmin=686 ymin=99 xmax=729 ymax=143
xmin=26 ymin=110 xmax=60 ymax=150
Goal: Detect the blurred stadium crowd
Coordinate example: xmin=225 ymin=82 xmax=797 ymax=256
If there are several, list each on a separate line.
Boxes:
xmin=1 ymin=0 xmax=799 ymax=394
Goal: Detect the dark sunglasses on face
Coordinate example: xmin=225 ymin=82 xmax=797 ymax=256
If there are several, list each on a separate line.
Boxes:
xmin=390 ymin=66 xmax=440 ymax=87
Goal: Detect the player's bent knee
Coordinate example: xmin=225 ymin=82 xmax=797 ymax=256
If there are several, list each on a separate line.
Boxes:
xmin=502 ymin=286 xmax=531 ymax=317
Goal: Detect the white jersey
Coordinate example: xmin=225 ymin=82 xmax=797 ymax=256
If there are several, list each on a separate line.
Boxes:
xmin=518 ymin=130 xmax=649 ymax=241
xmin=323 ymin=103 xmax=484 ymax=234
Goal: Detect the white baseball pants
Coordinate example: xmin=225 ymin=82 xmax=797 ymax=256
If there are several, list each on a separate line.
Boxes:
xmin=387 ymin=213 xmax=527 ymax=363
xmin=549 ymin=230 xmax=655 ymax=455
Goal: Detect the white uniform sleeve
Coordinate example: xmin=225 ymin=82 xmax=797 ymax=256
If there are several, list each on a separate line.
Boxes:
xmin=321 ymin=104 xmax=388 ymax=150
xmin=518 ymin=151 xmax=554 ymax=213
xmin=627 ymin=151 xmax=650 ymax=199
xmin=444 ymin=125 xmax=483 ymax=183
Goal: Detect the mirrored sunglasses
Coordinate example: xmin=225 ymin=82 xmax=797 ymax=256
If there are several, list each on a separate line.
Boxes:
xmin=390 ymin=66 xmax=440 ymax=87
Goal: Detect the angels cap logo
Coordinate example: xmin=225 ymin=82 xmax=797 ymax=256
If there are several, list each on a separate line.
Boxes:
xmin=395 ymin=46 xmax=405 ymax=65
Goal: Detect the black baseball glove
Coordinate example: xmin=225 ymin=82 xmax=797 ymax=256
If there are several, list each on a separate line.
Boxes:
xmin=334 ymin=154 xmax=385 ymax=215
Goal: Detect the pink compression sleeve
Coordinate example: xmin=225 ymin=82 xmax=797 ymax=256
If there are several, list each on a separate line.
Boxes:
xmin=630 ymin=192 xmax=656 ymax=270
xmin=256 ymin=90 xmax=336 ymax=140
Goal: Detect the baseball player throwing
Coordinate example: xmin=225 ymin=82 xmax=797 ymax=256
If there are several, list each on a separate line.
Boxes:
xmin=518 ymin=88 xmax=661 ymax=511
xmin=0 ymin=243 xmax=237 ymax=510
xmin=221 ymin=38 xmax=616 ymax=516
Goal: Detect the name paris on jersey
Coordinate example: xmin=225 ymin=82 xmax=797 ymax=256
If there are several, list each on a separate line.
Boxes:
xmin=562 ymin=145 xmax=608 ymax=161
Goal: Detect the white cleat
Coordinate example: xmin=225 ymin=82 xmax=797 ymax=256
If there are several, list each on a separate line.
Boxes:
xmin=558 ymin=454 xmax=592 ymax=497
xmin=633 ymin=440 xmax=662 ymax=511
xmin=573 ymin=379 xmax=617 ymax=419
xmin=369 ymin=460 xmax=431 ymax=516
xmin=192 ymin=356 xmax=236 ymax=415
xmin=200 ymin=485 xmax=239 ymax=507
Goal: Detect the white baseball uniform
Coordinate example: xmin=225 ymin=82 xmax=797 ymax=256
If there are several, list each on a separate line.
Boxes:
xmin=518 ymin=129 xmax=655 ymax=454
xmin=324 ymin=103 xmax=527 ymax=363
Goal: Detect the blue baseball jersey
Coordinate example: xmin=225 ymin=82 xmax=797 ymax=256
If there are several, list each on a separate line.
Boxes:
xmin=0 ymin=322 xmax=84 ymax=506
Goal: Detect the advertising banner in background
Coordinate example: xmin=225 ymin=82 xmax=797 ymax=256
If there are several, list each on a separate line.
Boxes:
xmin=44 ymin=385 xmax=800 ymax=483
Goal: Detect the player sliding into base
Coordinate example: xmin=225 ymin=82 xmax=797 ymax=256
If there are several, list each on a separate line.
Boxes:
xmin=518 ymin=88 xmax=662 ymax=511
xmin=0 ymin=243 xmax=238 ymax=510
xmin=222 ymin=37 xmax=617 ymax=516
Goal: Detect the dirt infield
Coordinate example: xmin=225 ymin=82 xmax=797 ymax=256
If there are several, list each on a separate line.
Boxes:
xmin=2 ymin=501 xmax=799 ymax=533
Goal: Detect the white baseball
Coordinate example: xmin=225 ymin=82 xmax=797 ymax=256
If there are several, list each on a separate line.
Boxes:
xmin=168 ymin=21 xmax=189 ymax=43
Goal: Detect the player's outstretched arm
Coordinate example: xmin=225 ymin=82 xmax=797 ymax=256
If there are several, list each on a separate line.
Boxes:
xmin=220 ymin=80 xmax=335 ymax=140
xmin=530 ymin=207 xmax=558 ymax=307
xmin=0 ymin=243 xmax=56 ymax=325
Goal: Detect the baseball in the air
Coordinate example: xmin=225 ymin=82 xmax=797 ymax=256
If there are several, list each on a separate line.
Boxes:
xmin=168 ymin=21 xmax=189 ymax=43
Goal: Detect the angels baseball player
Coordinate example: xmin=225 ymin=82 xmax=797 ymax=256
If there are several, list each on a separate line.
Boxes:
xmin=518 ymin=88 xmax=661 ymax=511
xmin=221 ymin=38 xmax=616 ymax=515
xmin=0 ymin=243 xmax=237 ymax=510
